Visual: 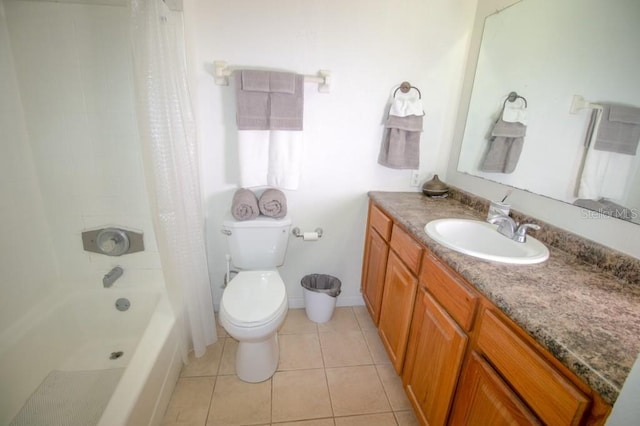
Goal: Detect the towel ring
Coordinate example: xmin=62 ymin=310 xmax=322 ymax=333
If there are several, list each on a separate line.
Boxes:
xmin=503 ymin=91 xmax=527 ymax=108
xmin=393 ymin=81 xmax=422 ymax=99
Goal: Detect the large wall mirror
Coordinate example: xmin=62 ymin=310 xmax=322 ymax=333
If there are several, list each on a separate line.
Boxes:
xmin=457 ymin=0 xmax=640 ymax=225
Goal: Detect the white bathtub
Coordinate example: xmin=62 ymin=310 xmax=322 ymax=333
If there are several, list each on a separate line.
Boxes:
xmin=0 ymin=288 xmax=182 ymax=426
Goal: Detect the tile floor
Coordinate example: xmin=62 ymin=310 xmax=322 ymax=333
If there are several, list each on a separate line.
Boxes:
xmin=162 ymin=306 xmax=420 ymax=426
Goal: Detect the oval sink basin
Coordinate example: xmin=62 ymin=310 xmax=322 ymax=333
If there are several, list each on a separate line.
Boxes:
xmin=425 ymin=218 xmax=549 ymax=264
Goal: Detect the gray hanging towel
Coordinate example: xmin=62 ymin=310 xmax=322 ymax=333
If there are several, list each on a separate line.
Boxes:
xmin=480 ymin=118 xmax=527 ymax=173
xmin=593 ymin=104 xmax=640 ymax=155
xmin=378 ymin=114 xmax=423 ymax=169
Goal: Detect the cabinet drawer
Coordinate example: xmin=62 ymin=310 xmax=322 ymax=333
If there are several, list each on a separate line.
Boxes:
xmin=370 ymin=203 xmax=392 ymax=241
xmin=419 ymin=253 xmax=479 ymax=331
xmin=390 ymin=224 xmax=423 ymax=275
xmin=477 ymin=309 xmax=589 ymax=425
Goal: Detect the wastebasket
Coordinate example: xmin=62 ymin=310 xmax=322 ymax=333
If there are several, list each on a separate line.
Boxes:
xmin=301 ymin=274 xmax=342 ymax=323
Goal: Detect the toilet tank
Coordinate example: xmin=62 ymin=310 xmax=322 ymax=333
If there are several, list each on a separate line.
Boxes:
xmin=222 ymin=214 xmax=292 ymax=269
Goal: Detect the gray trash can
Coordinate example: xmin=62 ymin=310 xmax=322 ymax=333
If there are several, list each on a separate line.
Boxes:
xmin=301 ymin=274 xmax=342 ymax=323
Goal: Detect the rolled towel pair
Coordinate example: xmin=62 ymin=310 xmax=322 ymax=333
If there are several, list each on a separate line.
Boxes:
xmin=259 ymin=188 xmax=287 ymax=218
xmin=231 ymin=188 xmax=259 ymax=221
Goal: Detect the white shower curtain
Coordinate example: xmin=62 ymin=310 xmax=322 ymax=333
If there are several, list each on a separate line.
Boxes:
xmin=130 ymin=0 xmax=216 ymax=358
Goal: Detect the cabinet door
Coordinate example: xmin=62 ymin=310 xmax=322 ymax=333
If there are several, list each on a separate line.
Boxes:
xmin=449 ymin=352 xmax=541 ymax=426
xmin=378 ymin=250 xmax=418 ymax=373
xmin=361 ymin=227 xmax=389 ymax=324
xmin=477 ymin=309 xmax=589 ymax=425
xmin=403 ymin=288 xmax=468 ymax=426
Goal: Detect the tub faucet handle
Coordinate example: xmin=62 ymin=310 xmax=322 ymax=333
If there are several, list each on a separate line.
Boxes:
xmin=103 ymin=266 xmax=124 ymax=288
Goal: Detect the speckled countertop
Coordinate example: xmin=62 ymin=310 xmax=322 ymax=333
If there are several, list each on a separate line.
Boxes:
xmin=369 ymin=190 xmax=640 ymax=406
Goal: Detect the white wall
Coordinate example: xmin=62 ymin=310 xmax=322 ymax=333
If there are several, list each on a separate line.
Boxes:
xmin=3 ymin=1 xmax=163 ymax=295
xmin=183 ymin=0 xmax=477 ymax=307
xmin=0 ymin=6 xmax=58 ymax=333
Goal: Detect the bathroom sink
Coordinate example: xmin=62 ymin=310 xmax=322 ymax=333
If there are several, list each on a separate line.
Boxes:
xmin=425 ymin=218 xmax=549 ymax=264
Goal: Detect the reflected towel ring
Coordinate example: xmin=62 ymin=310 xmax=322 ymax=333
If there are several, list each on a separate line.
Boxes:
xmin=393 ymin=81 xmax=422 ymax=99
xmin=503 ymin=91 xmax=527 ymax=108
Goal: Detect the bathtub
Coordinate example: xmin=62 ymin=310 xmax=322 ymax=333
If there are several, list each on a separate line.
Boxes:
xmin=0 ymin=288 xmax=182 ymax=426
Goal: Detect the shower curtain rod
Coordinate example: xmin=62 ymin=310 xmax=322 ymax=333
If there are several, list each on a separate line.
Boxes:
xmin=214 ymin=61 xmax=332 ymax=93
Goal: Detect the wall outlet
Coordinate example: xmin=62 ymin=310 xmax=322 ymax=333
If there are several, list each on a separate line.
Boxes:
xmin=410 ymin=170 xmax=421 ymax=187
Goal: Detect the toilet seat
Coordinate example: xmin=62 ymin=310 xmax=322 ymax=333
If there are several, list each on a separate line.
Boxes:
xmin=221 ymin=270 xmax=286 ymax=328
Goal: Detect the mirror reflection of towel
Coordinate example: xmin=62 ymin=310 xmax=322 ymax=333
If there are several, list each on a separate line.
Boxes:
xmin=593 ymin=104 xmax=640 ymax=155
xmin=480 ymin=119 xmax=527 ymax=173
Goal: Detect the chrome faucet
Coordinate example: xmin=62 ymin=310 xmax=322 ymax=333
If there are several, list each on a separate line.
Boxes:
xmin=103 ymin=266 xmax=123 ymax=288
xmin=488 ymin=214 xmax=540 ymax=243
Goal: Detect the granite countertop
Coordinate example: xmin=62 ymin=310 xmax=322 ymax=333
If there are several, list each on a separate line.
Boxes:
xmin=369 ymin=191 xmax=640 ymax=406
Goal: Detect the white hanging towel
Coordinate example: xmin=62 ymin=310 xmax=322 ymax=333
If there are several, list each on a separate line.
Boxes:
xmin=578 ymin=150 xmax=633 ymax=200
xmin=238 ymin=131 xmax=303 ymax=189
xmin=268 ymin=131 xmax=303 ymax=190
xmin=577 ymin=108 xmax=635 ymax=200
xmin=238 ymin=131 xmax=270 ymax=187
xmin=501 ymin=99 xmax=528 ymax=125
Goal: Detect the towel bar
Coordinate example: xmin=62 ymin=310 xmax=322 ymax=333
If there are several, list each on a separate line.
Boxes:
xmin=214 ymin=61 xmax=331 ymax=93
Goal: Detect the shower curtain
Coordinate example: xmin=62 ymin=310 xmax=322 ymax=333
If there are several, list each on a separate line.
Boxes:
xmin=130 ymin=0 xmax=216 ymax=358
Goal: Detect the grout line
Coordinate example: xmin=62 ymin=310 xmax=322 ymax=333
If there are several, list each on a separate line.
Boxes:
xmin=204 ymin=374 xmax=217 ymax=425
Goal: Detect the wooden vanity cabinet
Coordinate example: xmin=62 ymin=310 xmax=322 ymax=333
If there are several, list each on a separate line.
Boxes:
xmin=449 ymin=351 xmax=541 ymax=426
xmin=403 ymin=287 xmax=468 ymax=426
xmin=402 ymin=252 xmax=479 ymax=426
xmin=378 ymin=224 xmax=423 ymax=373
xmin=362 ymin=200 xmax=611 ymax=426
xmin=361 ymin=202 xmax=392 ymax=324
xmin=471 ymin=308 xmax=590 ymax=425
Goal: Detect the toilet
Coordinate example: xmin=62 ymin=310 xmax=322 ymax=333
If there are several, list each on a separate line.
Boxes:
xmin=218 ymin=214 xmax=291 ymax=383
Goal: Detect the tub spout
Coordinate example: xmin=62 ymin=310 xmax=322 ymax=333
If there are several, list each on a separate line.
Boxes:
xmin=103 ymin=266 xmax=124 ymax=288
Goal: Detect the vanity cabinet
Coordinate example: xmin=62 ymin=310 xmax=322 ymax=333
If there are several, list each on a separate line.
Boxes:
xmin=449 ymin=351 xmax=541 ymax=425
xmin=361 ymin=202 xmax=392 ymax=324
xmin=362 ymin=200 xmax=611 ymax=426
xmin=403 ymin=253 xmax=479 ymax=425
xmin=403 ymin=288 xmax=468 ymax=425
xmin=468 ymin=308 xmax=590 ymax=425
xmin=378 ymin=224 xmax=423 ymax=373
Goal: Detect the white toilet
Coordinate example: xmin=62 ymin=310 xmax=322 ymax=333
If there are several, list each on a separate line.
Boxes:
xmin=218 ymin=214 xmax=291 ymax=383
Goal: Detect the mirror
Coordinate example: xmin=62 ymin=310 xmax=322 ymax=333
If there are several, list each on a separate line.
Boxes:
xmin=457 ymin=0 xmax=640 ymax=224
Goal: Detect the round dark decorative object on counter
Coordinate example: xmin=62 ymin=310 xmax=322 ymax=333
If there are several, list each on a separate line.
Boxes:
xmin=422 ymin=174 xmax=449 ymax=197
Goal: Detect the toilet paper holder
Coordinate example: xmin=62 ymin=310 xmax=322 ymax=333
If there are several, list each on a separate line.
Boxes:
xmin=292 ymin=227 xmax=323 ymax=239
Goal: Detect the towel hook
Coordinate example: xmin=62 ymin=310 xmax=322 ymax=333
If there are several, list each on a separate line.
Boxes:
xmin=503 ymin=91 xmax=527 ymax=108
xmin=393 ymin=81 xmax=422 ymax=99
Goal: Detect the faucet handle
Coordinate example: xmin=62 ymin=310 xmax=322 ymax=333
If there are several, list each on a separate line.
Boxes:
xmin=514 ymin=223 xmax=540 ymax=243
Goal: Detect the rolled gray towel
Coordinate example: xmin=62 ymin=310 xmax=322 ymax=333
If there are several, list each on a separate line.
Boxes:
xmin=258 ymin=188 xmax=287 ymax=218
xmin=231 ymin=188 xmax=259 ymax=221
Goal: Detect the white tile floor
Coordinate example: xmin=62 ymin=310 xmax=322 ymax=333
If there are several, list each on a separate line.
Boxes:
xmin=161 ymin=307 xmax=419 ymax=426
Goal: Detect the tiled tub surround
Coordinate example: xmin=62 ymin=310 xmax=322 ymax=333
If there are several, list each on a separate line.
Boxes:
xmin=369 ymin=190 xmax=640 ymax=406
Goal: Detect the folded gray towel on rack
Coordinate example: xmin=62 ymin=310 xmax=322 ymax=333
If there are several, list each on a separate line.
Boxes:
xmin=270 ymin=72 xmax=297 ymax=94
xmin=258 ymin=188 xmax=287 ymax=218
xmin=270 ymin=74 xmax=304 ymax=130
xmin=378 ymin=115 xmax=423 ymax=169
xmin=593 ymin=104 xmax=640 ymax=155
xmin=241 ymin=70 xmax=271 ymax=92
xmin=235 ymin=71 xmax=270 ymax=130
xmin=480 ymin=118 xmax=526 ymax=173
xmin=231 ymin=188 xmax=260 ymax=221
xmin=235 ymin=70 xmax=303 ymax=130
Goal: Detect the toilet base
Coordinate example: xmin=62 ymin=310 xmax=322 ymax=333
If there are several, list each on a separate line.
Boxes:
xmin=235 ymin=333 xmax=280 ymax=383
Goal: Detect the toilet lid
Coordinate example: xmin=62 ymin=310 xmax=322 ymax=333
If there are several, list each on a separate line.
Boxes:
xmin=221 ymin=270 xmax=286 ymax=325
